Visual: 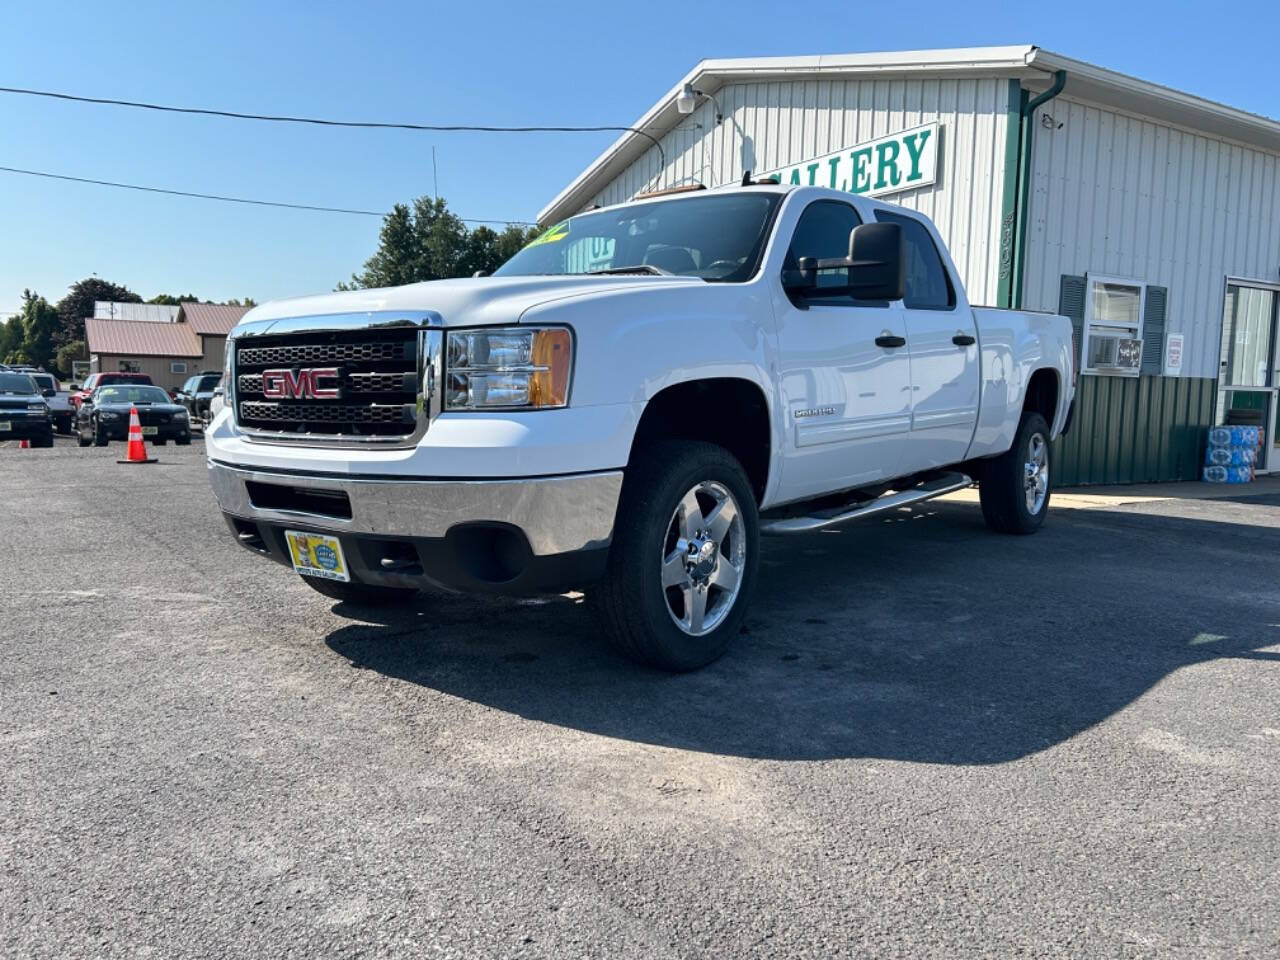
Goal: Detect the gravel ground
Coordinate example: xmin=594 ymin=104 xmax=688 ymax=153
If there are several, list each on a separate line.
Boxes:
xmin=2 ymin=438 xmax=1278 ymax=958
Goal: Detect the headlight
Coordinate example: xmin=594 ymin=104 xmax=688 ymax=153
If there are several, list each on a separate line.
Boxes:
xmin=100 ymin=411 xmax=120 ymax=421
xmin=445 ymin=326 xmax=572 ymax=410
xmin=175 ymin=409 xmax=188 ymax=419
xmin=28 ymin=402 xmax=47 ymax=413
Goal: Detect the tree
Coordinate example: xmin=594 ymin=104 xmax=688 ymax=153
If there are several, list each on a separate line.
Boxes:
xmin=0 ymin=314 xmax=22 ymax=364
xmin=341 ymin=195 xmax=535 ymax=289
xmin=54 ymin=340 xmax=88 ymax=379
xmin=147 ymin=293 xmax=201 ymax=306
xmin=55 ymin=277 xmax=142 ymax=347
xmin=3 ymin=290 xmax=60 ymax=368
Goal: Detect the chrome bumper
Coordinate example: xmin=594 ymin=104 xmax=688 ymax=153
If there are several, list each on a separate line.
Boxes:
xmin=207 ymin=459 xmax=623 ymax=555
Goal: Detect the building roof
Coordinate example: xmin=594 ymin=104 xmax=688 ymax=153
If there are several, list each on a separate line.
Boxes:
xmin=178 ymin=302 xmax=250 ymax=336
xmin=84 ymin=318 xmax=202 ymax=358
xmin=93 ymin=301 xmax=181 ymax=323
xmin=539 ymin=44 xmax=1280 ymax=224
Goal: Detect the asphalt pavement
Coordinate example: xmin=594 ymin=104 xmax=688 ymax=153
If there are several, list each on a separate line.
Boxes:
xmin=2 ymin=438 xmax=1277 ymax=958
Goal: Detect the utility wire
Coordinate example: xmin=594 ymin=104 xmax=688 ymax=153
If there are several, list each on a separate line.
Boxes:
xmin=0 ymin=165 xmax=535 ymax=224
xmin=0 ymin=84 xmax=666 ymax=168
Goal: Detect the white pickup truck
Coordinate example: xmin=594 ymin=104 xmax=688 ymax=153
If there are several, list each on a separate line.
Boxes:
xmin=208 ymin=184 xmax=1074 ymax=670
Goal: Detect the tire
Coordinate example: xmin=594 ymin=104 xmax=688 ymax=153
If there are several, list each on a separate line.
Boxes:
xmin=32 ymin=433 xmax=54 ymax=448
xmin=593 ymin=440 xmax=759 ymax=672
xmin=979 ymin=411 xmax=1052 ymax=535
xmin=93 ymin=423 xmax=108 ymax=447
xmin=176 ymin=435 xmax=191 ymax=446
xmin=300 ymin=575 xmax=418 ymax=606
xmin=77 ymin=430 xmax=91 ymax=447
xmin=154 ymin=438 xmax=167 ymax=446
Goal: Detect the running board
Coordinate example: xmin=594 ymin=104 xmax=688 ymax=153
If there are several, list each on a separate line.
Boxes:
xmin=760 ymin=472 xmax=973 ymax=535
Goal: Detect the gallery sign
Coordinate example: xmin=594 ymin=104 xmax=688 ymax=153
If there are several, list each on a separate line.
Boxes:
xmin=759 ymin=122 xmax=939 ymax=199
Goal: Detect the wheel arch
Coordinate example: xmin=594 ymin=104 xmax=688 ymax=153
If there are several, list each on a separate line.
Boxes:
xmin=629 ymin=377 xmax=773 ymax=503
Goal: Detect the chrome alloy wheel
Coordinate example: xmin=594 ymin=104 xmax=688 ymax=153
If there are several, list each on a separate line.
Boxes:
xmin=1024 ymin=431 xmax=1049 ymax=515
xmin=660 ymin=480 xmax=747 ymax=637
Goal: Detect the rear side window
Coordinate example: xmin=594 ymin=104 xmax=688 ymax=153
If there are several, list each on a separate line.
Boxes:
xmin=875 ymin=210 xmax=955 ymax=309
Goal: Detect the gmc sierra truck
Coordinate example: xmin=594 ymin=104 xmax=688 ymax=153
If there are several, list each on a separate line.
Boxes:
xmin=207 ymin=184 xmax=1074 ymax=671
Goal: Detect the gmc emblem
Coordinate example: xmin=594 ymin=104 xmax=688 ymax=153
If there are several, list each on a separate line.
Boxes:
xmin=261 ymin=367 xmax=342 ymax=400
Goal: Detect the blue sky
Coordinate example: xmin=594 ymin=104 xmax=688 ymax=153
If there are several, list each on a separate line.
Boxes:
xmin=1 ymin=0 xmax=1276 ymax=315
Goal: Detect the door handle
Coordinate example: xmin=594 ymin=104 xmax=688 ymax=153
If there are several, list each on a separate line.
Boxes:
xmin=952 ymin=333 xmax=976 ymax=346
xmin=875 ymin=334 xmax=907 ymax=349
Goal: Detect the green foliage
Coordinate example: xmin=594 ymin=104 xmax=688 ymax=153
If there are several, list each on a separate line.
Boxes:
xmin=343 ymin=196 xmax=537 ymax=289
xmin=54 ymin=340 xmax=88 ymax=379
xmin=2 ymin=289 xmax=60 ymax=369
xmin=55 ymin=277 xmax=142 ymax=347
xmin=147 ymin=293 xmax=201 ymax=306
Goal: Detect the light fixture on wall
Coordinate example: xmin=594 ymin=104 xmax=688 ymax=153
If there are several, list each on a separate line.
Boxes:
xmin=676 ymin=82 xmax=724 ymax=125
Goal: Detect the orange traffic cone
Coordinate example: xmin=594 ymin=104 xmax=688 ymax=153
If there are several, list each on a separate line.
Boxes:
xmin=18 ymin=438 xmax=30 ymax=449
xmin=117 ymin=406 xmax=157 ymax=464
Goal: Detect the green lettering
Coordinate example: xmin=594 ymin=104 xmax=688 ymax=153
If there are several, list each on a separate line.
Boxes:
xmin=874 ymin=141 xmax=901 ymax=191
xmin=850 ymin=148 xmax=872 ymax=193
xmin=806 ymin=162 xmax=820 ymax=186
xmin=828 ymin=156 xmax=841 ymax=189
xmin=789 ymin=168 xmax=801 ymax=185
xmin=902 ymin=129 xmax=932 ymax=182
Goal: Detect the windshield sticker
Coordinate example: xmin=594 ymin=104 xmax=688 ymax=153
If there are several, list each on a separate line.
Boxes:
xmin=524 ymin=221 xmax=570 ymax=248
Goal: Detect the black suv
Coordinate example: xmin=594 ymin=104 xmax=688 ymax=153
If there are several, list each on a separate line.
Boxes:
xmin=174 ymin=372 xmax=223 ymax=421
xmin=0 ymin=372 xmax=55 ymax=446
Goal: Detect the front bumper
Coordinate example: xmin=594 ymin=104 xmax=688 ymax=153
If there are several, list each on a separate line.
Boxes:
xmin=208 ymin=459 xmax=622 ymax=595
xmin=100 ymin=421 xmax=191 ymax=440
xmin=0 ymin=416 xmax=53 ymax=439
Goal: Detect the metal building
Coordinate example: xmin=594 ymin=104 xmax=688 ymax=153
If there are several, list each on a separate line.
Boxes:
xmin=540 ymin=46 xmax=1280 ymax=485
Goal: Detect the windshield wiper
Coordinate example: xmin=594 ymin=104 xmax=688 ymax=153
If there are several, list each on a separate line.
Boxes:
xmin=584 ymin=264 xmax=672 ymax=277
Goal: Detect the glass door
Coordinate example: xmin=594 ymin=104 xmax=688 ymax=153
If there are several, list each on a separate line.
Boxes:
xmin=1217 ymin=281 xmax=1280 ymax=472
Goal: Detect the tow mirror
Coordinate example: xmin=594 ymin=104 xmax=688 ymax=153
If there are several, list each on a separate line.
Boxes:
xmin=783 ymin=222 xmax=906 ymax=301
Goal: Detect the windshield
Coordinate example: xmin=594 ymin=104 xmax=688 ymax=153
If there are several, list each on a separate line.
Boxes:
xmin=96 ymin=385 xmax=171 ymax=405
xmin=494 ymin=192 xmax=782 ymax=283
xmin=197 ymin=374 xmax=222 ymax=391
xmin=100 ymin=374 xmax=151 ymax=386
xmin=31 ymin=374 xmax=58 ymax=391
xmin=0 ymin=373 xmax=37 ymax=395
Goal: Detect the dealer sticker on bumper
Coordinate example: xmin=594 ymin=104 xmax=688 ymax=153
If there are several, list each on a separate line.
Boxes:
xmin=284 ymin=530 xmax=350 ymax=582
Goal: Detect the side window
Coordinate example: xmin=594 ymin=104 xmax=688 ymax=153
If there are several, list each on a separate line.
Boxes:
xmin=875 ymin=210 xmax=955 ymax=309
xmin=786 ymin=200 xmax=863 ymax=299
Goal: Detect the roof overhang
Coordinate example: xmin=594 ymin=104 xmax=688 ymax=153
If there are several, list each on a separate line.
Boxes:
xmin=539 ymin=44 xmax=1280 ymax=225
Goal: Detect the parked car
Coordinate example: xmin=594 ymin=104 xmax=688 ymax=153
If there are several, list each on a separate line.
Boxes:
xmin=26 ymin=372 xmax=74 ymax=433
xmin=70 ymin=372 xmax=155 ymax=412
xmin=207 ymin=183 xmax=1075 ymax=671
xmin=174 ymin=372 xmax=223 ymax=421
xmin=75 ymin=383 xmax=192 ymax=447
xmin=0 ymin=371 xmax=54 ymax=447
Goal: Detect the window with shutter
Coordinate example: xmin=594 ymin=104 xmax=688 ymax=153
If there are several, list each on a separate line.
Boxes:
xmin=1141 ymin=286 xmax=1168 ymax=375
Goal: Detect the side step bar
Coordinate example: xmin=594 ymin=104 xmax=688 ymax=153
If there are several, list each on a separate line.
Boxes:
xmin=760 ymin=472 xmax=973 ymax=535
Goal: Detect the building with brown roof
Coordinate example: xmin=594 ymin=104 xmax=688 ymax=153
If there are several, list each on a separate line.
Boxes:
xmin=84 ymin=301 xmax=250 ymax=391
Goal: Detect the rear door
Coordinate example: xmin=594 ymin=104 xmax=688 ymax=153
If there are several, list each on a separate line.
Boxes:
xmin=875 ymin=209 xmax=980 ymax=472
xmin=773 ymin=199 xmax=912 ymax=501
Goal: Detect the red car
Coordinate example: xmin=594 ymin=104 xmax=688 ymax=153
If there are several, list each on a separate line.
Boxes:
xmin=71 ymin=372 xmax=154 ymax=411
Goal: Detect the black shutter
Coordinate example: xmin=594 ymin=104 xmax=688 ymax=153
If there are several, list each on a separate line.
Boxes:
xmin=1058 ymin=275 xmax=1087 ymax=368
xmin=1141 ymin=286 xmax=1168 ymax=376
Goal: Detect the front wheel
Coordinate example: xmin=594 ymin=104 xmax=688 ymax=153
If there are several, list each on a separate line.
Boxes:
xmin=299 ymin=575 xmax=418 ymax=606
xmin=93 ymin=423 xmax=109 ymax=447
xmin=979 ymin=411 xmax=1052 ymax=534
xmin=592 ymin=440 xmax=759 ymax=672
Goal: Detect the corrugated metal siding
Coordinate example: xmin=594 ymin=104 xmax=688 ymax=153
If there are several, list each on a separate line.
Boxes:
xmin=586 ymin=77 xmax=1012 ymax=307
xmin=1054 ymin=375 xmax=1216 ymax=485
xmin=1022 ymin=95 xmax=1280 ymax=379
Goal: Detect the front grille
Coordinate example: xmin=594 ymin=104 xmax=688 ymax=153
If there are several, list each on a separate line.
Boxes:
xmin=234 ymin=327 xmax=420 ymax=438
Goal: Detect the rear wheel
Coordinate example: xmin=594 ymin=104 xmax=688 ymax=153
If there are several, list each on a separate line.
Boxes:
xmin=979 ymin=411 xmax=1051 ymax=534
xmin=299 ymin=576 xmax=418 ymax=606
xmin=77 ymin=429 xmax=91 ymax=447
xmin=593 ymin=440 xmax=759 ymax=672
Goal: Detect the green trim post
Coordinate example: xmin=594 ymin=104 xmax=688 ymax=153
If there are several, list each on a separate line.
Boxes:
xmin=995 ymin=80 xmax=1024 ymax=309
xmin=1012 ymin=70 xmax=1066 ymax=310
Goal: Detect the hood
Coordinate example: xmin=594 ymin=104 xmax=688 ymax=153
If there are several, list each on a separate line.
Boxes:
xmin=236 ymin=275 xmax=706 ymax=331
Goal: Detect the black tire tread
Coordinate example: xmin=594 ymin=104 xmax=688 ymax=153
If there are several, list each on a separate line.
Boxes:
xmin=979 ymin=411 xmax=1051 ymax=535
xmin=593 ymin=440 xmax=758 ymax=671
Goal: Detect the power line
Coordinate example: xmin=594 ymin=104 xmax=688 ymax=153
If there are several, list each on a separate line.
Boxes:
xmin=0 ymin=84 xmax=666 ymax=168
xmin=0 ymin=165 xmax=535 ymax=224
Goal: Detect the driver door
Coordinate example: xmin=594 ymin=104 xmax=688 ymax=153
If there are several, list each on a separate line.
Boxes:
xmin=772 ymin=199 xmax=912 ymax=502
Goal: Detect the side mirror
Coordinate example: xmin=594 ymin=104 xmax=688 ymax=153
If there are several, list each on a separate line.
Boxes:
xmin=42 ymin=388 xmax=56 ymax=398
xmin=784 ymin=222 xmax=906 ymax=301
xmin=212 ymin=387 xmax=225 ymax=398
xmin=69 ymin=384 xmax=80 ymax=391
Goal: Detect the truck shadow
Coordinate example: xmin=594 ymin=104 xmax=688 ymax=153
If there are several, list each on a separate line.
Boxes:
xmin=324 ymin=499 xmax=1280 ymax=763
